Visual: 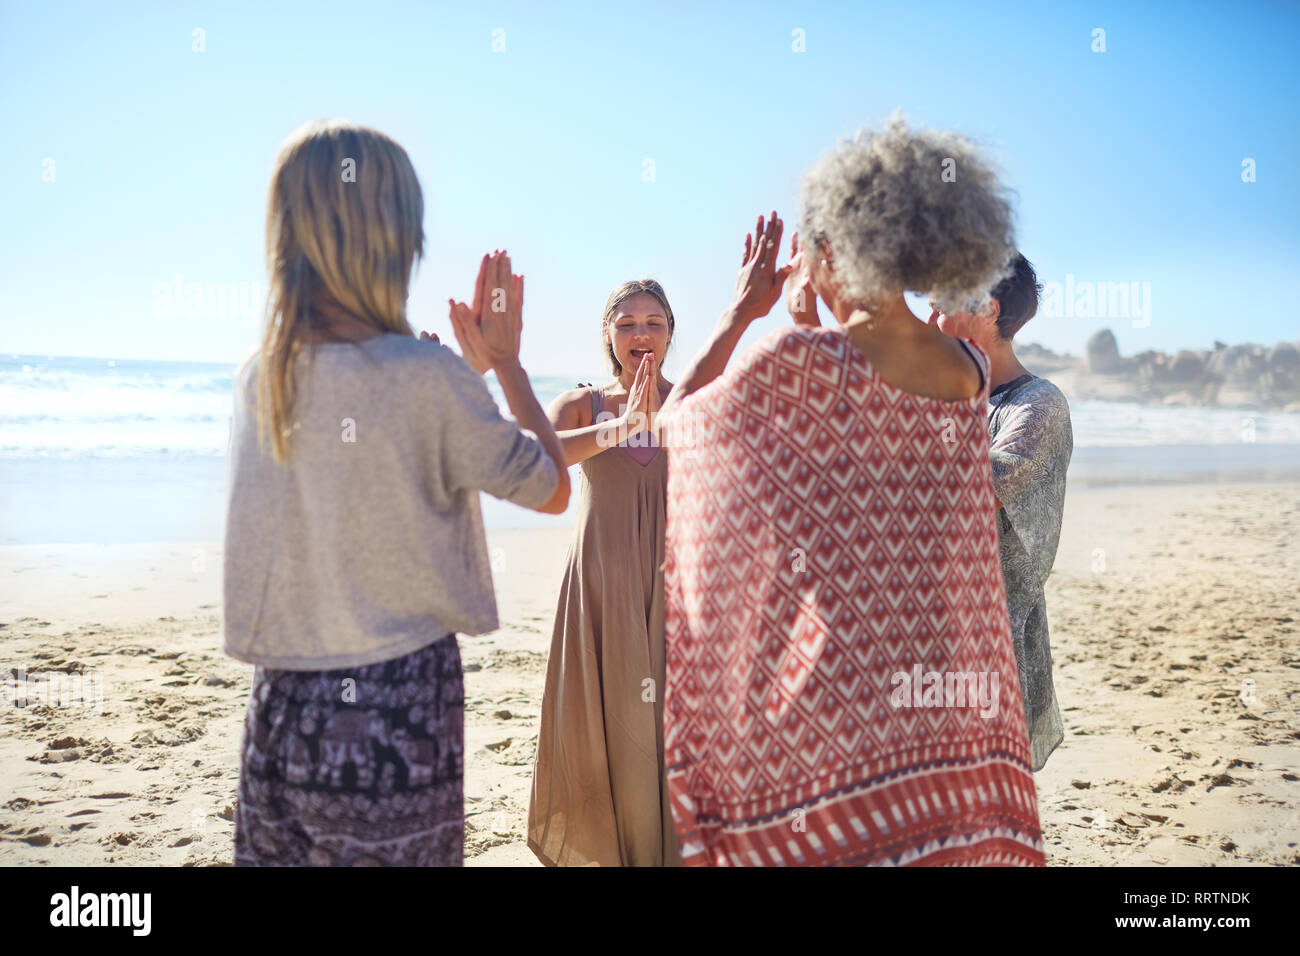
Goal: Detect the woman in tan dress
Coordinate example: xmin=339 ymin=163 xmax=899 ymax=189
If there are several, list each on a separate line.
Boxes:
xmin=527 ymin=280 xmax=682 ymax=866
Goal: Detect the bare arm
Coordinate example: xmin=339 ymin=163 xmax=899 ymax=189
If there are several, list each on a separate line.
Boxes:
xmin=658 ymin=211 xmax=792 ymax=436
xmin=549 ymin=393 xmax=626 ymax=466
xmin=493 ymin=359 xmax=570 ymax=513
xmin=450 ymin=252 xmax=570 ymax=515
xmin=547 ymin=356 xmax=655 ymax=466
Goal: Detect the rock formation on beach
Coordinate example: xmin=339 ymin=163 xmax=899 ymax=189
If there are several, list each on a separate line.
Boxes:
xmin=1019 ymin=331 xmax=1300 ymax=411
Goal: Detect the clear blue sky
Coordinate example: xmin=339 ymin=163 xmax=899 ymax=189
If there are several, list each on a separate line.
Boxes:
xmin=2 ymin=0 xmax=1297 ymax=374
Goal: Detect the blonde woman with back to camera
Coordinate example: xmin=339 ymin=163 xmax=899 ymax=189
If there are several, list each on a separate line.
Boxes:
xmin=223 ymin=120 xmax=568 ymax=867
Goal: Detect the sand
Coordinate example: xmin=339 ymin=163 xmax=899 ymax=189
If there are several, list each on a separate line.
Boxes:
xmin=1 ymin=482 xmax=1296 ymax=866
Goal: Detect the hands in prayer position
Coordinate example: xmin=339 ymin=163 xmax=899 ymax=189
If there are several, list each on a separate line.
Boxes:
xmin=421 ymin=248 xmax=570 ymax=514
xmin=625 ymin=350 xmax=659 ymax=437
xmin=441 ymin=251 xmax=525 ymax=374
xmin=419 ymin=250 xmax=525 ymax=375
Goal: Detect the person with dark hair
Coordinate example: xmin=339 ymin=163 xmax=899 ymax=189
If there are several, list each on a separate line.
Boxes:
xmin=930 ymin=253 xmax=1073 ymax=771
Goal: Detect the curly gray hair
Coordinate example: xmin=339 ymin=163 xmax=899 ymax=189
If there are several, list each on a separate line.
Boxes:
xmin=799 ymin=112 xmax=1017 ymax=312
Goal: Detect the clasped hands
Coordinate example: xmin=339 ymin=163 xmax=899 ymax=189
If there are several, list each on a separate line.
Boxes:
xmin=420 ymin=250 xmax=523 ymax=375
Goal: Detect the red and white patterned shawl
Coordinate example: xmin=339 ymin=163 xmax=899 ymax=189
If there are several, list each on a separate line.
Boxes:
xmin=660 ymin=326 xmax=1045 ymax=866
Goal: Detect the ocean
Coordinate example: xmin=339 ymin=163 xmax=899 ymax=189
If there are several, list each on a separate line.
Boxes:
xmin=4 ymin=353 xmax=1300 ymax=545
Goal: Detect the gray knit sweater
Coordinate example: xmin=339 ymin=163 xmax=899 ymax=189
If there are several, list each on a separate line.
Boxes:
xmin=222 ymin=334 xmax=558 ymax=670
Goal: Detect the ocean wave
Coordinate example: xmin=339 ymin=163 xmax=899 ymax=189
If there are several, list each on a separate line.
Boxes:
xmin=5 ymin=355 xmax=1300 ymax=459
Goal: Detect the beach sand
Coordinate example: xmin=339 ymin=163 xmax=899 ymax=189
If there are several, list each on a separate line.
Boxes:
xmin=1 ymin=482 xmax=1296 ymax=866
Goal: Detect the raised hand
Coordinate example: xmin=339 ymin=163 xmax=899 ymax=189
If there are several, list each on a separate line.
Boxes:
xmin=476 ymin=252 xmax=523 ymax=368
xmin=449 ymin=251 xmax=524 ymax=373
xmin=784 ymin=230 xmax=821 ymax=328
xmin=448 ymin=253 xmax=493 ymax=374
xmin=731 ymin=211 xmax=794 ymax=324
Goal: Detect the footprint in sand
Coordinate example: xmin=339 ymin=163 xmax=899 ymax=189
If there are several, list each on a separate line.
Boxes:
xmin=132 ymin=725 xmax=205 ymax=747
xmin=29 ymin=737 xmax=123 ymax=765
xmin=483 ymin=737 xmax=536 ymax=766
xmin=1205 ymin=772 xmax=1245 ymax=791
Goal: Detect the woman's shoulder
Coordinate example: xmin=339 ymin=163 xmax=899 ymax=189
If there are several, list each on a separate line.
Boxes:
xmin=235 ymin=348 xmax=260 ymax=382
xmin=295 ymin=332 xmax=436 ymax=367
xmin=549 ymin=383 xmax=602 ymax=426
xmin=302 ymin=335 xmax=491 ymax=414
xmin=835 ymin=324 xmax=984 ymax=403
xmin=946 ymin=336 xmax=988 ymax=399
xmin=367 ymin=332 xmax=452 ymax=366
xmin=880 ymin=327 xmax=985 ymax=402
xmin=359 ymin=333 xmax=483 ymax=385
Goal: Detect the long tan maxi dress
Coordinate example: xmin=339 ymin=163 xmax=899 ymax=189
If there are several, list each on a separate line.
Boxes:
xmin=527 ymin=386 xmax=681 ymax=866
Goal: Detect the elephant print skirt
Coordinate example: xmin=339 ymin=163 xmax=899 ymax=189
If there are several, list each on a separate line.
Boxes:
xmin=235 ymin=634 xmax=464 ymax=866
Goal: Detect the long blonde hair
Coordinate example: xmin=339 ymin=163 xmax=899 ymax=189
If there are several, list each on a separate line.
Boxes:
xmin=256 ymin=120 xmax=425 ymax=461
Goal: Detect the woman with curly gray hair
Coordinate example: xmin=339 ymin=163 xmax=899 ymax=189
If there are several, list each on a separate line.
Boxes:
xmin=656 ymin=115 xmax=1046 ymax=866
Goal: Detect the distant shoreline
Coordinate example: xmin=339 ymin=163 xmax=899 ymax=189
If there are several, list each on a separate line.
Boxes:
xmin=1021 ymin=332 xmax=1300 ymax=413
